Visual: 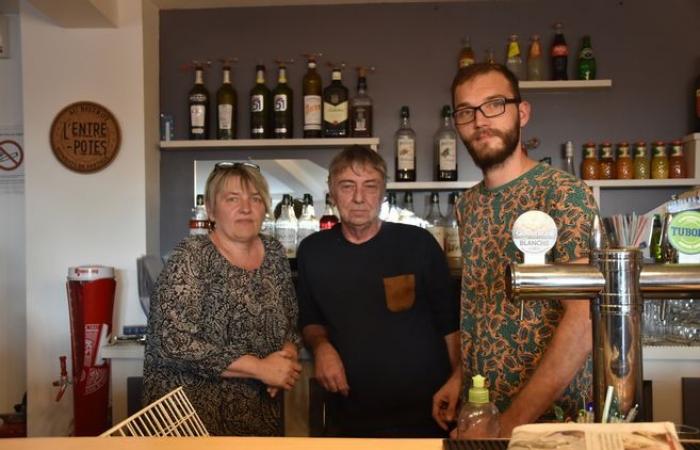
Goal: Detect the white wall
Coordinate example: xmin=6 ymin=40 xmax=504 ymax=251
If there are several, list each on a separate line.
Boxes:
xmin=20 ymin=0 xmax=158 ymax=435
xmin=0 ymin=11 xmax=26 ymax=414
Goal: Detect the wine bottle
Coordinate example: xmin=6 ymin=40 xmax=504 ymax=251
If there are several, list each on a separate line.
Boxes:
xmin=250 ymin=64 xmax=271 ymax=139
xmin=273 ymin=62 xmax=293 ymax=139
xmin=322 ymin=66 xmax=349 ymax=138
xmin=303 ymin=56 xmax=323 ymax=138
xmin=395 ymin=106 xmax=416 ymax=182
xmin=435 ymin=105 xmax=458 ymax=181
xmin=216 ymin=61 xmax=237 ymax=139
xmin=424 ymin=192 xmax=446 ymax=251
xmin=188 ymin=63 xmax=210 ymax=140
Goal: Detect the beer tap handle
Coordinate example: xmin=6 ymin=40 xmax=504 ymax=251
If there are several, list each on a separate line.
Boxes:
xmin=52 ymin=355 xmax=69 ymax=402
xmin=519 ymin=300 xmax=525 ymax=320
xmin=590 ymin=214 xmax=605 ymax=252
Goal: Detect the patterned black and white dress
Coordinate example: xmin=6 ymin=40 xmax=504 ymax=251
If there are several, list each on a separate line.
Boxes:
xmin=143 ymin=234 xmax=299 ymax=436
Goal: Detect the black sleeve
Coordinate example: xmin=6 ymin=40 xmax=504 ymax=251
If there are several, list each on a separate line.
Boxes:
xmin=420 ymin=229 xmax=459 ymax=336
xmin=296 ymin=239 xmax=327 ymax=330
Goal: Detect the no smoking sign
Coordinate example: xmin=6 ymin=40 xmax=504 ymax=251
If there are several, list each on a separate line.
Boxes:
xmin=0 ymin=140 xmax=23 ymax=171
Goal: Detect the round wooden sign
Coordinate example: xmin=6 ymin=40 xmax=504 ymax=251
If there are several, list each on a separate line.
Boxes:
xmin=50 ymin=101 xmax=121 ymax=173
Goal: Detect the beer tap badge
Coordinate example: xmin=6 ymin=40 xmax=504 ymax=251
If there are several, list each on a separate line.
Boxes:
xmin=668 ymin=211 xmax=700 ymax=255
xmin=512 ymin=210 xmax=558 ymax=264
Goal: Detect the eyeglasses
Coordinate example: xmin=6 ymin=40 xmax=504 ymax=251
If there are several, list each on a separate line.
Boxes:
xmin=214 ymin=161 xmax=260 ymax=171
xmin=452 ymin=97 xmax=521 ymax=125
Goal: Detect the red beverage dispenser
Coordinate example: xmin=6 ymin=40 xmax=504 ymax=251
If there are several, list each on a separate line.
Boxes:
xmin=65 ymin=265 xmax=116 ymax=436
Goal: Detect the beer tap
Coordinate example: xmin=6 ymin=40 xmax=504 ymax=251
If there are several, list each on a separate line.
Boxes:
xmin=52 ymin=355 xmax=71 ymax=402
xmin=506 ymin=210 xmax=700 ymax=422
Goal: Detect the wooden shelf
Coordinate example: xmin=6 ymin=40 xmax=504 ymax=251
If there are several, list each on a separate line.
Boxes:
xmin=159 ymin=137 xmax=380 ymax=150
xmin=519 ymin=79 xmax=613 ymax=91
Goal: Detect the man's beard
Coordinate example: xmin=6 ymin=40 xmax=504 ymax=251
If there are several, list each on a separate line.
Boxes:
xmin=463 ymin=121 xmax=520 ymax=172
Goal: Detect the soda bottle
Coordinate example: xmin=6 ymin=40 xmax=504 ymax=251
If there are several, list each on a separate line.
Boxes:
xmin=576 ymin=35 xmax=597 ymax=80
xmin=527 ymin=34 xmax=545 ymax=81
xmin=550 ymin=23 xmax=569 ymax=80
xmin=505 ymin=34 xmax=525 ymax=80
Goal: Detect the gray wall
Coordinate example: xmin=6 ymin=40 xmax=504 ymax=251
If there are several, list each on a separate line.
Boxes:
xmin=159 ymin=0 xmax=700 ymax=254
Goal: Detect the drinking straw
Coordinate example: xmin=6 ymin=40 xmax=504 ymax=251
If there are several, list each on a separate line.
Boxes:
xmin=601 ymin=385 xmax=614 ymax=423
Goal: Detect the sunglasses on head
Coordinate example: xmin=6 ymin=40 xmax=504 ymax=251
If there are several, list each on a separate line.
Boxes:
xmin=214 ymin=161 xmax=261 ymax=171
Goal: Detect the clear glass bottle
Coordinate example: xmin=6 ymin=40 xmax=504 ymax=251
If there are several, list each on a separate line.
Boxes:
xmin=651 ymin=141 xmax=669 ymax=179
xmin=302 ymin=55 xmax=322 ymax=138
xmin=319 ymin=193 xmax=339 ymax=230
xmin=384 ymin=192 xmax=400 ymax=223
xmin=261 ymin=210 xmax=275 ymax=238
xmin=350 ymin=67 xmax=373 ymax=137
xmin=398 ymin=191 xmax=417 ymax=225
xmin=527 ymin=34 xmax=545 ymax=81
xmin=457 ymin=375 xmax=500 ymax=439
xmin=395 ymin=106 xmax=416 ymax=182
xmin=581 ymin=142 xmax=599 ymax=180
xmin=668 ymin=140 xmax=687 ymax=179
xmin=445 ymin=192 xmax=462 ymax=270
xmin=275 ymin=194 xmax=298 ymax=258
xmin=615 ymin=142 xmax=634 ymax=179
xmin=633 ymin=141 xmax=650 ymax=180
xmin=458 ymin=36 xmax=476 ymax=69
xmin=598 ymin=142 xmax=615 ymax=180
xmin=563 ymin=140 xmax=576 ymax=176
xmin=216 ymin=61 xmax=237 ymax=139
xmin=189 ymin=63 xmax=210 ymax=140
xmin=322 ymin=66 xmax=349 ymax=138
xmin=297 ymin=193 xmax=318 ymax=245
xmin=189 ymin=194 xmax=210 ymax=235
xmin=272 ymin=62 xmax=293 ymax=139
xmin=250 ymin=64 xmax=271 ymax=139
xmin=435 ymin=105 xmax=458 ymax=181
xmin=484 ymin=48 xmax=496 ymax=64
xmin=424 ymin=192 xmax=446 ymax=251
xmin=505 ymin=34 xmax=525 ymax=80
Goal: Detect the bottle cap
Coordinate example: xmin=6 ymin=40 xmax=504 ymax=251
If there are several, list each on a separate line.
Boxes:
xmin=468 ymin=374 xmax=490 ymax=404
xmin=441 ymin=105 xmax=452 ymax=117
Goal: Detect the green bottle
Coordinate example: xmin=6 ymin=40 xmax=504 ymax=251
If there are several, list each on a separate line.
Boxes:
xmin=577 ymin=35 xmax=597 ymax=80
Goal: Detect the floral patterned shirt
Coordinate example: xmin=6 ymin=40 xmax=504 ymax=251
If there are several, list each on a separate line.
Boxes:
xmin=143 ymin=234 xmax=300 ymax=436
xmin=456 ymin=163 xmax=598 ymax=419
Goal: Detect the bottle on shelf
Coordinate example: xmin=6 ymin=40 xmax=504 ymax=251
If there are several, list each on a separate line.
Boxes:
xmin=261 ymin=211 xmax=275 ymax=238
xmin=576 ymin=35 xmax=597 ymax=80
xmin=319 ymin=193 xmax=339 ymax=230
xmin=563 ymin=140 xmax=576 ymax=176
xmin=650 ymin=141 xmax=669 ymax=179
xmin=297 ymin=193 xmax=319 ymax=245
xmin=615 ymin=142 xmax=634 ymax=179
xmin=484 ymin=48 xmax=496 ymax=64
xmin=302 ymin=54 xmax=323 ymax=138
xmin=668 ymin=140 xmax=687 ymax=179
xmin=216 ymin=59 xmax=238 ymax=140
xmin=322 ymin=65 xmax=350 ymax=138
xmin=650 ymin=214 xmax=663 ymax=263
xmin=385 ymin=192 xmax=400 ymax=223
xmin=581 ymin=142 xmax=599 ymax=180
xmin=598 ymin=142 xmax=615 ymax=180
xmin=188 ymin=62 xmax=210 ymax=140
xmin=250 ymin=64 xmax=271 ymax=139
xmin=505 ymin=34 xmax=525 ymax=80
xmin=550 ymin=22 xmax=569 ymax=80
xmin=273 ymin=60 xmax=294 ymax=139
xmin=398 ymin=191 xmax=417 ymax=225
xmin=456 ymin=375 xmax=501 ymax=439
xmin=189 ymin=194 xmax=209 ymax=235
xmin=424 ymin=192 xmax=446 ymax=251
xmin=275 ymin=194 xmax=298 ymax=258
xmin=350 ymin=66 xmax=374 ymax=137
xmin=445 ymin=192 xmax=462 ymax=270
xmin=633 ymin=141 xmax=650 ymax=180
xmin=395 ymin=106 xmax=416 ymax=182
xmin=526 ymin=34 xmax=545 ymax=81
xmin=458 ymin=36 xmax=476 ymax=69
xmin=435 ymin=105 xmax=458 ymax=181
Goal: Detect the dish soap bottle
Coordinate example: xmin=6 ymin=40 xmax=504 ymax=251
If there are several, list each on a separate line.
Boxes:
xmin=457 ymin=374 xmax=500 ymax=439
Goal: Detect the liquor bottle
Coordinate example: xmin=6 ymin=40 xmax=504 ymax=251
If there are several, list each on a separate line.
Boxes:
xmin=188 ymin=63 xmax=210 ymax=140
xmin=527 ymin=34 xmax=545 ymax=81
xmin=424 ymin=192 xmax=446 ymax=251
xmin=350 ymin=67 xmax=373 ymax=137
xmin=650 ymin=141 xmax=669 ymax=179
xmin=505 ymin=34 xmax=525 ymax=80
xmin=189 ymin=194 xmax=209 ymax=235
xmin=615 ymin=142 xmax=634 ymax=179
xmin=319 ymin=193 xmax=339 ymax=230
xmin=398 ymin=191 xmax=417 ymax=225
xmin=322 ymin=66 xmax=349 ymax=137
xmin=261 ymin=211 xmax=275 ymax=237
xmin=668 ymin=140 xmax=687 ymax=179
xmin=275 ymin=194 xmax=298 ymax=258
xmin=581 ymin=142 xmax=599 ymax=180
xmin=250 ymin=64 xmax=271 ymax=139
xmin=633 ymin=141 xmax=650 ymax=179
xmin=563 ymin=140 xmax=576 ymax=176
xmin=273 ymin=62 xmax=294 ymax=139
xmin=435 ymin=105 xmax=458 ymax=181
xmin=550 ymin=23 xmax=569 ymax=80
xmin=384 ymin=192 xmax=400 ymax=223
xmin=216 ymin=61 xmax=237 ymax=139
xmin=598 ymin=142 xmax=614 ymax=180
xmin=576 ymin=35 xmax=597 ymax=80
xmin=395 ymin=106 xmax=416 ymax=182
xmin=302 ymin=56 xmax=323 ymax=138
xmin=297 ymin=193 xmax=318 ymax=245
xmin=458 ymin=36 xmax=475 ymax=69
xmin=445 ymin=192 xmax=462 ymax=270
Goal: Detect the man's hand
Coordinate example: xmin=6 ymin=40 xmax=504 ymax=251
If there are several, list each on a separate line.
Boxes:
xmin=314 ymin=341 xmax=350 ymax=396
xmin=432 ymin=372 xmax=461 ymax=430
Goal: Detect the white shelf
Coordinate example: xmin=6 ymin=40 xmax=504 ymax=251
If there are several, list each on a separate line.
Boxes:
xmin=585 ymin=178 xmax=700 ymax=188
xmin=387 ymin=181 xmax=479 ymax=191
xmin=643 ymin=345 xmax=700 ymax=360
xmin=519 ymin=79 xmax=613 ymax=90
xmin=159 ymin=137 xmax=380 ymax=150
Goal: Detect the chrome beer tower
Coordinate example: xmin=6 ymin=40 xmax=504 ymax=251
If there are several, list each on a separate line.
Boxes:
xmin=506 ymin=211 xmax=700 ymax=422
